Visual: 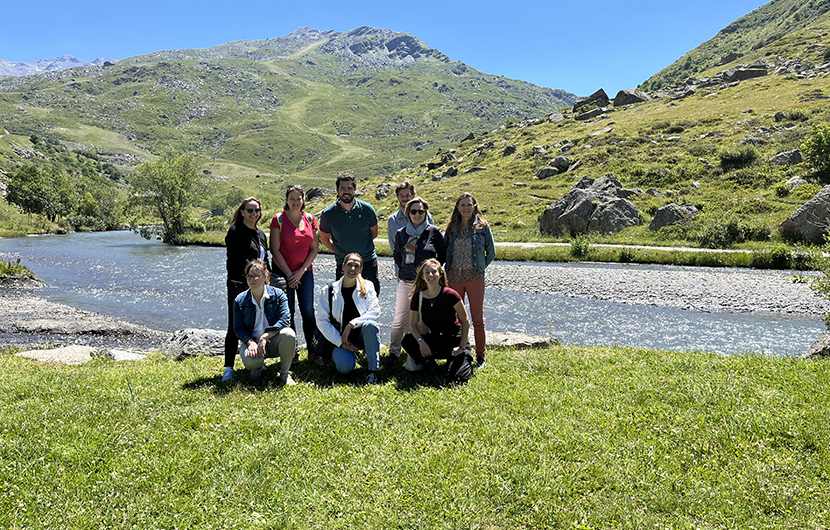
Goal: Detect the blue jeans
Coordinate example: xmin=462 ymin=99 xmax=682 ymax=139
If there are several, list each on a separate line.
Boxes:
xmin=332 ymin=320 xmax=381 ymax=374
xmin=285 ymin=270 xmax=316 ymax=347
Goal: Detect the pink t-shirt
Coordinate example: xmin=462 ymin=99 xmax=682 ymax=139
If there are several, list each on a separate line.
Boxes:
xmin=270 ymin=211 xmax=318 ymax=272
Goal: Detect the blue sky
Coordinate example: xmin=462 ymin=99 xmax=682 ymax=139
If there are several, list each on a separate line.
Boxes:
xmin=3 ymin=0 xmax=766 ymax=96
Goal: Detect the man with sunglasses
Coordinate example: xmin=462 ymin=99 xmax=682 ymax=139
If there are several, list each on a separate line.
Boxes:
xmin=319 ymin=173 xmax=382 ymax=294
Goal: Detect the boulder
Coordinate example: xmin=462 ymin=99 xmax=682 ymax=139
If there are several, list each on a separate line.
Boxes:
xmin=551 ymin=156 xmax=571 ymax=173
xmin=487 ymin=331 xmax=559 ymax=349
xmin=16 ymin=345 xmax=95 ymax=365
xmin=503 ymin=144 xmax=517 ymax=157
xmin=786 ymin=176 xmax=808 ymax=191
xmin=532 ymin=145 xmax=547 ymax=155
xmin=462 ymin=166 xmax=487 ymax=174
xmin=375 ymin=183 xmax=392 ymax=200
xmin=649 ymin=203 xmax=700 ymax=231
xmin=613 ymin=89 xmax=651 ymax=106
xmin=771 ymin=149 xmax=803 ymax=166
xmin=588 ymin=198 xmax=641 ymax=234
xmin=162 ymin=328 xmax=225 ymax=360
xmin=536 ymin=167 xmax=559 ymax=179
xmin=305 ymin=187 xmax=333 ymax=202
xmin=778 ymin=185 xmax=830 ymax=244
xmin=539 ymin=174 xmax=640 ymax=236
xmin=722 ymin=66 xmax=767 ymax=83
xmin=575 ymin=107 xmax=604 ymax=121
xmin=803 ymin=332 xmax=830 ymax=359
xmin=442 ymin=166 xmax=458 ymax=178
xmin=573 ymin=88 xmax=610 ymax=112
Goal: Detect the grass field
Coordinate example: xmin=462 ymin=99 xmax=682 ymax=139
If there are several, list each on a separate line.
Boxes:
xmin=2 ymin=345 xmax=829 ymax=529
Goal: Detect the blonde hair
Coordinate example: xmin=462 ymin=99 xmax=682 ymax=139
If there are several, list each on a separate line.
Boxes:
xmin=410 ymin=258 xmax=447 ymax=295
xmin=343 ymin=252 xmax=368 ymax=298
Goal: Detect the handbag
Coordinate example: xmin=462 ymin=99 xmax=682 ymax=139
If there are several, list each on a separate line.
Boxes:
xmin=309 ymin=282 xmax=338 ymax=359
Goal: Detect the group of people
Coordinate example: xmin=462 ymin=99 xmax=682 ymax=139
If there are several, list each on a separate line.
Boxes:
xmin=222 ymin=172 xmax=496 ymax=386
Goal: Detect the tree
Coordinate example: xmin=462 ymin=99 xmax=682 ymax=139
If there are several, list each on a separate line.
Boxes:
xmin=7 ymin=164 xmax=76 ymax=222
xmin=130 ymin=151 xmax=204 ymax=244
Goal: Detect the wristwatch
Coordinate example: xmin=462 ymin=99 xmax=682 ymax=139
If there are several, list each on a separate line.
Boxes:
xmin=417 ymin=338 xmax=423 ymax=342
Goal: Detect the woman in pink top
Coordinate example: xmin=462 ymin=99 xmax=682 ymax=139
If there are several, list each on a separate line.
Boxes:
xmin=269 ymin=185 xmax=321 ymax=365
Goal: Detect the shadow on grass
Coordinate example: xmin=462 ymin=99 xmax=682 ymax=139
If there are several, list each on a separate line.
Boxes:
xmin=181 ymin=356 xmax=470 ymax=393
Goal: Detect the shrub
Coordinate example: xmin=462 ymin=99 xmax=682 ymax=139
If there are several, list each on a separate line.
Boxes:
xmin=695 ymin=218 xmax=771 ymax=248
xmin=719 ymin=146 xmax=758 ymax=170
xmin=773 ymin=182 xmax=791 ymax=197
xmin=801 ymin=124 xmax=830 ymax=176
xmin=618 ymin=248 xmax=636 ymax=263
xmin=569 ymin=234 xmax=591 ymax=258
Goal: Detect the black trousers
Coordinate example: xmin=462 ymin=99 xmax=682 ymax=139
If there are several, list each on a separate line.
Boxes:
xmin=402 ymin=327 xmax=473 ymax=382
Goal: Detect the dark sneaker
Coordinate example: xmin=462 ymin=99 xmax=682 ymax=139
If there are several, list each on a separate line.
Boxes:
xmin=291 ymin=351 xmax=300 ymax=366
xmin=308 ymin=353 xmax=325 ymax=366
xmin=476 ymin=356 xmax=486 ymax=369
xmin=365 ymin=372 xmax=380 ymax=385
xmin=385 ymin=352 xmax=401 ymax=365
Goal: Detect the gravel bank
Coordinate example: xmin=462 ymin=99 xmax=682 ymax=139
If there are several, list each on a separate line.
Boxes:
xmin=1 ymin=278 xmax=167 ymax=351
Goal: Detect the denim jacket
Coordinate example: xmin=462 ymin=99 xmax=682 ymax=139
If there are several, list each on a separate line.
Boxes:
xmin=445 ymin=222 xmax=496 ymax=276
xmin=233 ymin=285 xmax=291 ymax=345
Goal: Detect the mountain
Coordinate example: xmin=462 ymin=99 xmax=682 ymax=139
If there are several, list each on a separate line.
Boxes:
xmin=0 ymin=55 xmax=117 ymax=77
xmin=642 ymin=0 xmax=830 ymax=90
xmin=0 ymin=27 xmax=575 ymax=187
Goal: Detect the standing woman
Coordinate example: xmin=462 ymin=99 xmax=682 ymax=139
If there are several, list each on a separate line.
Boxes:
xmin=444 ymin=192 xmax=496 ymax=368
xmin=269 ymin=185 xmax=321 ymax=365
xmin=389 ymin=197 xmax=446 ymax=364
xmin=223 ymin=197 xmax=268 ymax=382
xmin=401 ymin=259 xmax=472 ymax=384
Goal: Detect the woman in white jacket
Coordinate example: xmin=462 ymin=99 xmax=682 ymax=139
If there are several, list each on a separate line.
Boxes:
xmin=316 ymin=253 xmax=382 ymax=384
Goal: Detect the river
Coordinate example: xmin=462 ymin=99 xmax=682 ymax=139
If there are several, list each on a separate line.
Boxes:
xmin=0 ymin=230 xmax=825 ymax=356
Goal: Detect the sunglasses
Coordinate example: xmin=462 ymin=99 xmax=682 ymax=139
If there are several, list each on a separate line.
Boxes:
xmin=409 ymin=209 xmax=426 ymax=215
xmin=245 ymin=207 xmax=261 ymax=213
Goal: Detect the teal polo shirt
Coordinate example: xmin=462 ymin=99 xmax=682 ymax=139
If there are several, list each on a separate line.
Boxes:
xmin=319 ymin=198 xmax=378 ymax=264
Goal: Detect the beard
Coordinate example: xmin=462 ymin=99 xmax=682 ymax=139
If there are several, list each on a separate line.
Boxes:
xmin=339 ymin=194 xmax=355 ymax=204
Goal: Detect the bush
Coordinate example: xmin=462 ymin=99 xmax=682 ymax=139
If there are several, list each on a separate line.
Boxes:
xmin=618 ymin=248 xmax=636 ymax=263
xmin=569 ymin=234 xmax=591 ymax=258
xmin=773 ymin=182 xmax=791 ymax=197
xmin=719 ymin=146 xmax=758 ymax=170
xmin=801 ymin=124 xmax=830 ymax=176
xmin=695 ymin=218 xmax=771 ymax=248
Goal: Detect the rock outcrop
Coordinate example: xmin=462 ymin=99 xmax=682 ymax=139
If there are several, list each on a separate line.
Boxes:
xmin=572 ymin=88 xmax=609 ymax=112
xmin=649 ymin=203 xmax=700 ymax=231
xmin=162 ymin=328 xmax=225 ymax=360
xmin=613 ymin=89 xmax=651 ymax=106
xmin=539 ymin=175 xmax=641 ymax=236
xmin=803 ymin=332 xmax=830 ymax=359
xmin=778 ymin=185 xmax=830 ymax=244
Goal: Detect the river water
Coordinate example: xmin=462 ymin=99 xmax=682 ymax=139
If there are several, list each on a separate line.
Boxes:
xmin=0 ymin=231 xmax=824 ymax=356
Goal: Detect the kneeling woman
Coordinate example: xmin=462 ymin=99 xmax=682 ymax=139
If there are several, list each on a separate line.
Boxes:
xmin=316 ymin=253 xmax=382 ymax=384
xmin=233 ymin=259 xmax=297 ymax=384
xmin=401 ymin=259 xmax=472 ymax=383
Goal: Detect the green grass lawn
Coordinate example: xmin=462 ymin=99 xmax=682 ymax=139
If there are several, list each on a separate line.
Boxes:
xmin=2 ymin=345 xmax=829 ymax=529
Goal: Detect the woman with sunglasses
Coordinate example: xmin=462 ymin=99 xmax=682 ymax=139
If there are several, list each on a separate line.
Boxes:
xmin=389 ymin=197 xmax=446 ymax=365
xmin=222 ymin=197 xmax=268 ymax=382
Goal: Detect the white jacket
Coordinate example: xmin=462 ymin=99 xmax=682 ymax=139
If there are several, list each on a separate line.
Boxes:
xmin=316 ymin=278 xmax=381 ymax=347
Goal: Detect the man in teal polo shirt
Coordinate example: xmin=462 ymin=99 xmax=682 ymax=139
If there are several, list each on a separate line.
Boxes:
xmin=319 ymin=172 xmax=381 ymax=293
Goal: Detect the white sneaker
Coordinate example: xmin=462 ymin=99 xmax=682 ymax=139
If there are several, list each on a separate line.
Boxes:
xmin=222 ymin=367 xmax=235 ymax=382
xmin=280 ymin=372 xmax=296 ymax=386
xmin=250 ymin=367 xmax=263 ymax=381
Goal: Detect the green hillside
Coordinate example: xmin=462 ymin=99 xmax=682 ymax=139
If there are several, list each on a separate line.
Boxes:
xmin=0 ymin=27 xmax=573 ymax=191
xmin=643 ymin=0 xmax=830 ymax=90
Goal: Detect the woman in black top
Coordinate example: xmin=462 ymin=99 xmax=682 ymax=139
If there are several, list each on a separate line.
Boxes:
xmin=223 ymin=197 xmax=268 ymax=382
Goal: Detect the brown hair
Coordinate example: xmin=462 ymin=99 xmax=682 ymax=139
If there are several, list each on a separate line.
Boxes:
xmin=336 ymin=172 xmax=356 ymax=190
xmin=230 ymin=197 xmax=262 ymax=226
xmin=244 ymin=259 xmax=270 ymax=283
xmin=395 ymin=179 xmax=416 ymax=197
xmin=283 ymin=185 xmax=305 ymax=212
xmin=342 ymin=252 xmax=368 ymax=298
xmin=410 ymin=258 xmax=447 ymax=295
xmin=404 ymin=197 xmax=429 ymax=219
xmin=446 ymin=192 xmax=488 ymax=234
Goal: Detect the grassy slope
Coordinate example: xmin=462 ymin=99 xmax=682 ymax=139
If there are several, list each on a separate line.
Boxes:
xmin=1 ymin=345 xmax=828 ymax=528
xmin=643 ymin=0 xmax=830 ymax=90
